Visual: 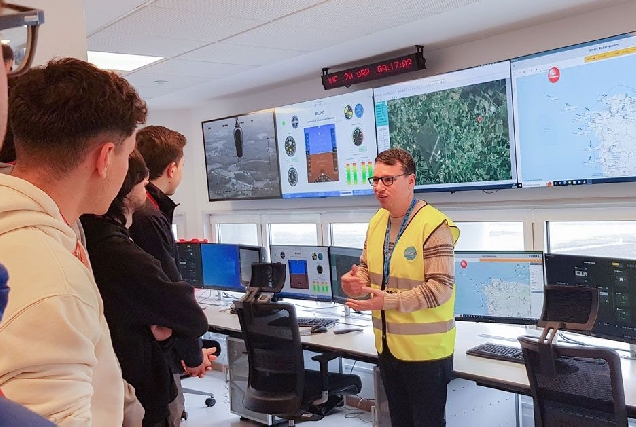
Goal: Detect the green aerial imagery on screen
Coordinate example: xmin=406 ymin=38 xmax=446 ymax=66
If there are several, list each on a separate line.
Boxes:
xmin=386 ymin=79 xmax=512 ymax=186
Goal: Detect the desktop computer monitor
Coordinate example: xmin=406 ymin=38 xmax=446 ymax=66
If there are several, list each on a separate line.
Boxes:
xmin=238 ymin=244 xmax=266 ymax=286
xmin=328 ymin=246 xmax=369 ymax=303
xmin=269 ymin=245 xmax=331 ymax=301
xmin=176 ymin=242 xmax=203 ymax=287
xmin=201 ymin=243 xmax=244 ymax=292
xmin=544 ymin=253 xmax=636 ymax=344
xmin=454 ymin=251 xmax=545 ymax=324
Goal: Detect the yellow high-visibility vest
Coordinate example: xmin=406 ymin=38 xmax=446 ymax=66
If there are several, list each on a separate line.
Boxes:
xmin=366 ymin=203 xmax=459 ymax=361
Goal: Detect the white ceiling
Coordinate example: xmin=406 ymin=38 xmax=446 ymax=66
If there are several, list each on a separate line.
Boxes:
xmin=84 ymin=0 xmax=628 ymax=109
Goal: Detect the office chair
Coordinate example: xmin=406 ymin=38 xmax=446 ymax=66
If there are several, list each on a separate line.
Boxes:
xmin=518 ymin=285 xmax=627 ymax=427
xmin=235 ymin=263 xmax=362 ymax=426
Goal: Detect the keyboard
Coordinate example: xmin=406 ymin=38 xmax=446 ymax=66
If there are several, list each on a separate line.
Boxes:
xmin=466 ymin=343 xmax=524 ymax=364
xmin=297 ymin=317 xmax=338 ymax=328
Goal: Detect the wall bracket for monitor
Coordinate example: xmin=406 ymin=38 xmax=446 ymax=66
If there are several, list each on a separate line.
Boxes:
xmin=321 ymin=45 xmax=426 ymax=90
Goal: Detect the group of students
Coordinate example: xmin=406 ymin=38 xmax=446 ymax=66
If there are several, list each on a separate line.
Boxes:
xmin=0 ymin=10 xmax=216 ymax=426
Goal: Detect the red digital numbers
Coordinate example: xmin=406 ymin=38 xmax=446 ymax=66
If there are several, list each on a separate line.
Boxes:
xmin=344 ymin=71 xmax=354 ymax=81
xmin=327 ymin=75 xmax=338 ymax=85
xmin=356 ymin=68 xmax=370 ymax=78
xmin=377 ymin=58 xmax=413 ymax=74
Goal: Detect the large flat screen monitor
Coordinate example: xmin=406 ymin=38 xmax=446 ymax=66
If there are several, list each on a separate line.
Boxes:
xmin=544 ymin=253 xmax=636 ymax=344
xmin=454 ymin=251 xmax=545 ymax=324
xmin=201 ymin=109 xmax=282 ymax=201
xmin=373 ymin=61 xmax=517 ymax=192
xmin=511 ymin=32 xmax=636 ymax=188
xmin=274 ymin=89 xmax=377 ymax=198
xmin=328 ymin=246 xmax=369 ymax=303
xmin=200 ymin=243 xmax=243 ymax=292
xmin=269 ymin=245 xmax=331 ymax=301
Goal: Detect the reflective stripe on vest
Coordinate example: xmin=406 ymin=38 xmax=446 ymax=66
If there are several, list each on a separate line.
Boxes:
xmin=372 ymin=317 xmax=455 ymax=335
xmin=368 ymin=271 xmax=422 ymax=291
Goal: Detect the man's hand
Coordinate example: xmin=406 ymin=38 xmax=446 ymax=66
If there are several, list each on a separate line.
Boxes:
xmin=341 ymin=264 xmax=367 ymax=297
xmin=150 ymin=325 xmax=172 ymax=342
xmin=346 ymin=287 xmax=385 ymax=311
xmin=182 ymin=347 xmax=217 ymax=378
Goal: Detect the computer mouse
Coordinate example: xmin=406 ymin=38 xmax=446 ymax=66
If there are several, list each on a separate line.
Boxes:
xmin=310 ymin=325 xmax=328 ymax=334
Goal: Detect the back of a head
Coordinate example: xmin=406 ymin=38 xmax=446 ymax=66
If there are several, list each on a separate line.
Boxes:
xmin=376 ymin=147 xmax=416 ymax=175
xmin=9 ymin=57 xmax=147 ymax=175
xmin=135 ymin=125 xmax=186 ymax=180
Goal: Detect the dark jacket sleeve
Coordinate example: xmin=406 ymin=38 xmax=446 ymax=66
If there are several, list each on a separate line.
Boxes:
xmin=96 ymin=238 xmax=208 ymax=339
xmin=173 ymin=338 xmax=204 ymax=368
xmin=129 ymin=211 xmax=181 ymax=282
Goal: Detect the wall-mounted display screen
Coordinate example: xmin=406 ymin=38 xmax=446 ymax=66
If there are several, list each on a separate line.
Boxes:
xmin=269 ymin=245 xmax=331 ymax=301
xmin=454 ymin=251 xmax=545 ymax=324
xmin=374 ymin=61 xmax=517 ymax=192
xmin=274 ymin=89 xmax=377 ymax=198
xmin=512 ymin=33 xmax=636 ymax=188
xmin=201 ymin=110 xmax=281 ymax=201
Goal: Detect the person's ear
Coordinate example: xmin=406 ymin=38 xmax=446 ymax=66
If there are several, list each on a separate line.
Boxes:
xmin=166 ymin=161 xmax=177 ymax=178
xmin=95 ymin=142 xmax=116 ymax=178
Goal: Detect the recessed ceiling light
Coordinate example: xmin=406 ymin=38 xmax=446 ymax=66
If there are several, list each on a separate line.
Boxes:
xmin=87 ymin=51 xmax=163 ymax=72
xmin=1 ymin=40 xmax=10 ymax=44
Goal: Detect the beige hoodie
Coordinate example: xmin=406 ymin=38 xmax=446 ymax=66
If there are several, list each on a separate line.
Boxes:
xmin=0 ymin=174 xmax=124 ymax=426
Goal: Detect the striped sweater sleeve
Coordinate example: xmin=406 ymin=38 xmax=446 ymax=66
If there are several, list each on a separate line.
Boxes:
xmin=383 ymin=222 xmax=455 ymax=312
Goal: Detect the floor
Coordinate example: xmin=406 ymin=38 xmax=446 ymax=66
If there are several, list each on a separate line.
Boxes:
xmin=180 ymin=370 xmax=372 ymax=426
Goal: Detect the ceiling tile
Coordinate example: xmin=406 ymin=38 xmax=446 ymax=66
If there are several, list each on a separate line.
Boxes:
xmin=225 ymin=23 xmax=345 ymax=51
xmin=101 ymin=5 xmax=262 ymax=43
xmin=138 ymin=59 xmax=255 ymax=79
xmin=87 ymin=30 xmax=207 ymax=58
xmin=181 ymin=43 xmax=304 ymax=66
xmin=152 ymin=0 xmax=326 ymax=22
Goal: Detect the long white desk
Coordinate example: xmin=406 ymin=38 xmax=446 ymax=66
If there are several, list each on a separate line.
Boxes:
xmin=202 ymin=303 xmax=636 ymax=417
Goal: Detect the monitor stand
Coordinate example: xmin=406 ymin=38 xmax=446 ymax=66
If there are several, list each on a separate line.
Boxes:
xmin=344 ymin=305 xmax=351 ymax=318
xmin=630 ymin=344 xmax=636 ymax=359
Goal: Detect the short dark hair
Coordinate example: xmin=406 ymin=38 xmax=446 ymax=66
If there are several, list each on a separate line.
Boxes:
xmin=2 ymin=44 xmax=13 ymax=63
xmin=9 ymin=58 xmax=147 ymax=175
xmin=376 ymin=148 xmax=416 ymax=176
xmin=135 ymin=125 xmax=186 ymax=180
xmin=105 ymin=149 xmax=148 ymax=226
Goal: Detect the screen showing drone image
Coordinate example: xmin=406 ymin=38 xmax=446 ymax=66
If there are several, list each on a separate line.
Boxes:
xmin=201 ymin=109 xmax=282 ymax=201
xmin=373 ymin=61 xmax=517 ymax=192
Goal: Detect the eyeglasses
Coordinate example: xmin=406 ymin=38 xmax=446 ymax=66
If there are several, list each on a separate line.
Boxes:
xmin=368 ymin=174 xmax=408 ymax=186
xmin=0 ymin=3 xmax=45 ymax=77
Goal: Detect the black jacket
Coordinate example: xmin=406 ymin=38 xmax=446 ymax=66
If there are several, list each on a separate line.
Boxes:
xmin=129 ymin=182 xmax=204 ymax=369
xmin=81 ymin=215 xmax=209 ymax=425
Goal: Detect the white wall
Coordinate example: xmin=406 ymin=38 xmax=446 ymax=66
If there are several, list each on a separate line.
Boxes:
xmin=148 ymin=0 xmax=636 ymax=239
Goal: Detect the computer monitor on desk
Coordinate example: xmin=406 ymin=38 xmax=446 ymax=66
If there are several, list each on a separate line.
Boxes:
xmin=176 ymin=242 xmax=204 ymax=287
xmin=238 ymin=244 xmax=267 ymax=286
xmin=545 ymin=253 xmax=636 ymax=344
xmin=328 ymin=246 xmax=369 ymax=304
xmin=269 ymin=245 xmax=332 ymax=302
xmin=454 ymin=251 xmax=545 ymax=325
xmin=201 ymin=243 xmax=244 ymax=293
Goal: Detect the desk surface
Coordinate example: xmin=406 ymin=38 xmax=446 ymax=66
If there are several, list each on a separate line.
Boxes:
xmin=202 ymin=301 xmax=636 ymax=417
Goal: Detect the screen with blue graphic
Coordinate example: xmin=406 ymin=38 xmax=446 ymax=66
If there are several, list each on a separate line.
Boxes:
xmin=374 ymin=61 xmax=517 ymax=193
xmin=201 ymin=243 xmax=243 ymax=292
xmin=454 ymin=251 xmax=545 ymax=324
xmin=269 ymin=245 xmax=331 ymax=301
xmin=512 ymin=33 xmax=636 ymax=188
xmin=274 ymin=89 xmax=377 ymax=198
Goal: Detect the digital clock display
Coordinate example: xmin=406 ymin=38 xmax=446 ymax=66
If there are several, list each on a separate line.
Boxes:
xmin=322 ymin=51 xmax=426 ymax=90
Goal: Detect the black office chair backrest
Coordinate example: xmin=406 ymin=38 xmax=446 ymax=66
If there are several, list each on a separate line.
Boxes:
xmin=236 ymin=300 xmax=305 ymax=417
xmin=538 ymin=285 xmax=599 ymax=331
xmin=519 ymin=336 xmax=627 ymax=427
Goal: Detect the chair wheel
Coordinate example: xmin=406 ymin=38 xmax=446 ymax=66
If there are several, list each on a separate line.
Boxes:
xmin=181 ymin=410 xmax=188 ymax=420
xmin=205 ymin=397 xmax=216 ymax=407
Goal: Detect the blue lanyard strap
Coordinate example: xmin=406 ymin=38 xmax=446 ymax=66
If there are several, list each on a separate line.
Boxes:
xmin=382 ymin=197 xmax=417 ymax=288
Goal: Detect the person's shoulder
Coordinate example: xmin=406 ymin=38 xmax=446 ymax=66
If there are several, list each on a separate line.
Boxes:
xmin=0 ymin=228 xmax=101 ymax=310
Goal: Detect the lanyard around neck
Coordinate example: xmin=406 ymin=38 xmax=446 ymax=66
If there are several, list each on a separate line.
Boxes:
xmin=382 ymin=197 xmax=417 ymax=287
